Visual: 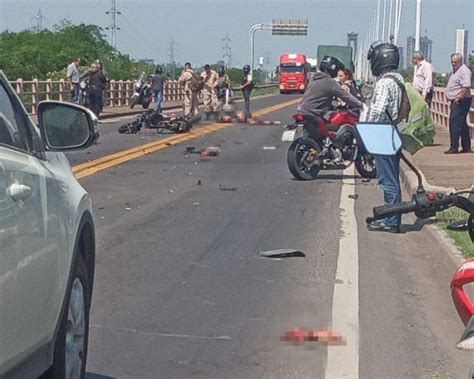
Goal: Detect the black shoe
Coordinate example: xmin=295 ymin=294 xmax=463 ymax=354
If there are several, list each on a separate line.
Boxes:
xmin=444 ymin=148 xmax=458 ymax=154
xmin=460 ymin=148 xmax=472 ymax=153
xmin=367 ymin=220 xmax=400 ymax=234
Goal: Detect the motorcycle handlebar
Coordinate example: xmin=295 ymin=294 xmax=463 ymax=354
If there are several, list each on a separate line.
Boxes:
xmin=371 ymin=200 xmax=418 ymax=221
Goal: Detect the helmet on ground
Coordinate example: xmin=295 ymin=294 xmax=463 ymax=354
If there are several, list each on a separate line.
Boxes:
xmin=367 ymin=41 xmax=399 ymax=76
xmin=155 ymin=65 xmax=163 ymax=74
xmin=319 ymin=56 xmax=345 ymax=78
xmin=243 ymin=65 xmax=250 ymax=73
xmin=217 ymin=65 xmax=225 ymax=76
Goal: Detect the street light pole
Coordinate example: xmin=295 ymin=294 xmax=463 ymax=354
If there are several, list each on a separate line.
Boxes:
xmin=249 ymin=23 xmax=272 ymax=77
xmin=415 ymin=0 xmax=422 ymax=51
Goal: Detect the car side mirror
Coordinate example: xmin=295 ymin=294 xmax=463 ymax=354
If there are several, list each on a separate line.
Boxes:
xmin=37 ymin=101 xmax=99 ymax=151
xmin=355 ymin=122 xmax=403 ymax=156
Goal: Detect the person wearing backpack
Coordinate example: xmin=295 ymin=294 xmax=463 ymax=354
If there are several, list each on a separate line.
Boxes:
xmin=179 ymin=62 xmax=200 ymax=118
xmin=444 ymin=52 xmax=472 ymax=154
xmin=366 ymin=42 xmax=404 ymax=234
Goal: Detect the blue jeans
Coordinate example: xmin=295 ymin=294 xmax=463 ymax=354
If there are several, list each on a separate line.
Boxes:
xmin=70 ymin=83 xmax=79 ymax=102
xmin=374 ymin=155 xmax=401 ymax=227
xmin=155 ymin=90 xmax=163 ymax=112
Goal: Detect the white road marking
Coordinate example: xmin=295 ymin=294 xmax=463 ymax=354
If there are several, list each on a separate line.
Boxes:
xmin=326 ymin=165 xmax=359 ymax=378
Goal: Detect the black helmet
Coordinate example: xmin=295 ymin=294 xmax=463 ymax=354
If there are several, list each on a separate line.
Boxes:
xmin=367 ymin=41 xmax=399 ymax=76
xmin=155 ymin=65 xmax=163 ymax=74
xmin=243 ymin=64 xmax=250 ymax=73
xmin=319 ymin=56 xmax=345 ymax=78
xmin=217 ymin=65 xmax=225 ymax=76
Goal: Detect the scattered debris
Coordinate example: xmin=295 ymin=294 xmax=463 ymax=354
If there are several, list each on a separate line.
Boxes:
xmin=98 ymin=206 xmax=104 ymax=210
xmin=168 ymin=189 xmax=175 ymax=194
xmin=259 ymin=249 xmax=305 ymax=258
xmin=273 ymin=120 xmax=282 ymax=125
xmin=193 ymin=202 xmax=200 ymax=206
xmin=200 ymin=146 xmax=220 ymax=157
xmin=263 ymin=146 xmax=276 ymax=150
xmin=348 ymin=194 xmax=359 ymax=199
xmin=196 ymin=180 xmax=202 ymax=185
xmin=219 ymin=186 xmax=238 ymax=192
xmin=280 ymin=328 xmax=346 ymax=345
xmin=125 ymin=207 xmax=132 ymax=211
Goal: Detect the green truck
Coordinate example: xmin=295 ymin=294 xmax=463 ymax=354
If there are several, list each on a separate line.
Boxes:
xmin=317 ymin=45 xmax=354 ymax=72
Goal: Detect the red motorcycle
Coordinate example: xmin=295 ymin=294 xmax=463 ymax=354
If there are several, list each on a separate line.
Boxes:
xmin=283 ymin=109 xmax=376 ymax=180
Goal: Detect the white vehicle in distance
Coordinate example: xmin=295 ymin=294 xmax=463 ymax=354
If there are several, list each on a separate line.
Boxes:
xmin=0 ymin=69 xmax=99 ymax=378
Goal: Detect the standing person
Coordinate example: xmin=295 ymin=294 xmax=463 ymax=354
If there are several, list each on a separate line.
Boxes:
xmin=366 ymin=42 xmax=404 ymax=234
xmin=240 ymin=65 xmax=253 ymax=117
xmin=82 ymin=63 xmax=107 ymax=117
xmin=66 ymin=57 xmax=81 ymax=103
xmin=152 ymin=65 xmax=166 ymax=112
xmin=201 ymin=64 xmax=218 ymax=113
xmin=179 ymin=62 xmax=199 ymax=118
xmin=444 ymin=52 xmax=472 ymax=154
xmin=336 ymin=68 xmax=364 ymax=107
xmin=411 ymin=51 xmax=434 ymax=108
xmin=216 ymin=65 xmax=231 ymax=108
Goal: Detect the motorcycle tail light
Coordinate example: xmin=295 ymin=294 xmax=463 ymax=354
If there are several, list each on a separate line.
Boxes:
xmin=293 ymin=114 xmax=305 ymax=122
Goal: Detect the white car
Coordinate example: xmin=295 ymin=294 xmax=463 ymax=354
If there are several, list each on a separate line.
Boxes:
xmin=0 ymin=70 xmax=99 ymax=378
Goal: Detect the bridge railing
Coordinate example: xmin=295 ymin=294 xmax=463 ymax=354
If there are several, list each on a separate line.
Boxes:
xmin=431 ymin=87 xmax=474 ymax=132
xmin=9 ymin=78 xmax=277 ymax=115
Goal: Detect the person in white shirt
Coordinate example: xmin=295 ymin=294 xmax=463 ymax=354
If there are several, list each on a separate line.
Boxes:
xmin=411 ymin=51 xmax=434 ymax=108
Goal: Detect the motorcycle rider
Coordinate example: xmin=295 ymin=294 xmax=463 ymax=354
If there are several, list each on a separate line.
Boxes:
xmin=240 ymin=64 xmax=253 ymax=117
xmin=366 ymin=42 xmax=404 ymax=234
xmin=296 ymin=56 xmax=364 ymax=152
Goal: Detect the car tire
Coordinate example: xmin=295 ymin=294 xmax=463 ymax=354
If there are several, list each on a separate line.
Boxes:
xmin=44 ymin=255 xmax=90 ymax=379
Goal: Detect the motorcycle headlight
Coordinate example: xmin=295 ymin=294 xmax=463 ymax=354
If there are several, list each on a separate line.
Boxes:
xmin=135 ymin=82 xmax=141 ymax=89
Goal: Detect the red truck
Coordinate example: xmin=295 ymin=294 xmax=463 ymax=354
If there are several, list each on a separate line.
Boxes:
xmin=278 ymin=53 xmax=308 ymax=94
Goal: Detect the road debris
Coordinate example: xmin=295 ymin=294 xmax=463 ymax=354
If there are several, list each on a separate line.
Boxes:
xmin=219 ymin=186 xmax=238 ymax=192
xmin=258 ymin=249 xmax=305 ymax=258
xmin=168 ymin=189 xmax=175 ymax=194
xmin=200 ymin=146 xmax=220 ymax=157
xmin=348 ymin=194 xmax=359 ymax=199
xmin=125 ymin=207 xmax=132 ymax=211
xmin=263 ymin=146 xmax=276 ymax=150
xmin=280 ymin=328 xmax=346 ymax=346
xmin=196 ymin=180 xmax=202 ymax=185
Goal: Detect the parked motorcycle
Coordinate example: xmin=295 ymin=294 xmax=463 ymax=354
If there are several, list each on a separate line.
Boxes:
xmin=118 ymin=109 xmax=191 ymax=134
xmin=77 ymin=77 xmax=89 ymax=106
xmin=130 ymin=72 xmax=152 ymax=109
xmin=283 ymin=108 xmax=377 ymax=180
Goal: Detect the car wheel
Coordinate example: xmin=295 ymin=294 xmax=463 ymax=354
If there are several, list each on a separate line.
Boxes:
xmin=46 ymin=255 xmax=90 ymax=379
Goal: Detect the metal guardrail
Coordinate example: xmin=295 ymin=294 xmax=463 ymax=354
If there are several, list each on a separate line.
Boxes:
xmin=431 ymin=87 xmax=474 ymax=132
xmin=9 ymin=78 xmax=278 ymax=115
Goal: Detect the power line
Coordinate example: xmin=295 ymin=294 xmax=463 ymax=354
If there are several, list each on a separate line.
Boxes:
xmin=222 ymin=33 xmax=232 ymax=68
xmin=105 ymin=0 xmax=121 ymax=50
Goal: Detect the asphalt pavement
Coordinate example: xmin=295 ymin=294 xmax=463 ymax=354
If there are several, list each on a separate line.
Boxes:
xmin=76 ymin=94 xmax=473 ymax=378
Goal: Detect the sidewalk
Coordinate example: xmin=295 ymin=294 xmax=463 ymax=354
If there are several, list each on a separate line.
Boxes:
xmin=401 ymin=125 xmax=474 ymax=192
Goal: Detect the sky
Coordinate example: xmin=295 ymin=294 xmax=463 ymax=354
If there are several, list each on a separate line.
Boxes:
xmin=0 ymin=0 xmax=473 ymax=73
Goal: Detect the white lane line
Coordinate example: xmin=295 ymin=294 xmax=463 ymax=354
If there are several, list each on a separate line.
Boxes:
xmin=326 ymin=165 xmax=359 ymax=379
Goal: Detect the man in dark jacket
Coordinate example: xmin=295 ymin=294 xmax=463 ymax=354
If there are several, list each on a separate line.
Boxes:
xmin=81 ymin=63 xmax=107 ymax=117
xmin=152 ymin=65 xmax=166 ymax=112
xmin=297 ymin=56 xmax=363 ymax=118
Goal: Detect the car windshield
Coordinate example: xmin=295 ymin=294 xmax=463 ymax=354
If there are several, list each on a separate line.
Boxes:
xmin=280 ymin=65 xmax=304 ymax=73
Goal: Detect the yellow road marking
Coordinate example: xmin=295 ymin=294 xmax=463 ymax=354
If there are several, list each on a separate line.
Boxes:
xmin=73 ymin=97 xmax=301 ymax=179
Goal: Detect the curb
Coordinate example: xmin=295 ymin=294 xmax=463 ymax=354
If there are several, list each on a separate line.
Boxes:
xmin=399 ymin=157 xmax=464 ymax=265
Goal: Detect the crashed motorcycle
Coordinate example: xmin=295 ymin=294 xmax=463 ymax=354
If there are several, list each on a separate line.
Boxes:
xmin=130 ymin=72 xmax=153 ymax=109
xmin=119 ymin=109 xmax=191 ymax=134
xmin=283 ymin=108 xmax=376 ymax=180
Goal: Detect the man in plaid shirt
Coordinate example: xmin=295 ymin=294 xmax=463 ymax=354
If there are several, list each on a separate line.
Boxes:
xmin=366 ymin=42 xmax=403 ymax=234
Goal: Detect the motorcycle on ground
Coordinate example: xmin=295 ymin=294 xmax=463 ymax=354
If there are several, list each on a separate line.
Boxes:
xmin=283 ymin=108 xmax=377 ymax=180
xmin=119 ymin=109 xmax=191 ymax=134
xmin=130 ymin=72 xmax=153 ymax=109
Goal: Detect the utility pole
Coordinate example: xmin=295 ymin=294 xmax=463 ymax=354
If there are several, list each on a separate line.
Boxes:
xmin=32 ymin=9 xmax=46 ymax=31
xmin=105 ymin=0 xmax=121 ymax=50
xmin=168 ymin=37 xmax=176 ymax=80
xmin=222 ymin=33 xmax=232 ymax=68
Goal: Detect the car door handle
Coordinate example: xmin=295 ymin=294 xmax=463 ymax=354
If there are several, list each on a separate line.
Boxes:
xmin=8 ymin=183 xmax=32 ymax=202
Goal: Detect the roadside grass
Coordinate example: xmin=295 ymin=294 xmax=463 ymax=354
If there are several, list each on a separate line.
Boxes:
xmin=436 ymin=208 xmax=474 ymax=258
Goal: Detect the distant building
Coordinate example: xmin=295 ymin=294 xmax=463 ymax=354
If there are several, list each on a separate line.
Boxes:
xmin=398 ymin=46 xmax=405 ymax=70
xmin=406 ymin=36 xmax=415 ymax=68
xmin=420 ymin=35 xmax=433 ymax=62
xmin=347 ymin=32 xmax=358 ymax=62
xmin=456 ymin=29 xmax=469 ymax=63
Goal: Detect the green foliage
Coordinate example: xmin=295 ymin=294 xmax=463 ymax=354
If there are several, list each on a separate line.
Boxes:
xmin=0 ymin=21 xmax=153 ymax=81
xmin=399 ymin=68 xmax=414 ymax=83
xmin=437 ymin=208 xmax=474 ymax=258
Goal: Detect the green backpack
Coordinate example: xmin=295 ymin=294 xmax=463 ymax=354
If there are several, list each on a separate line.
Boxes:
xmin=386 ymin=75 xmax=436 ymax=154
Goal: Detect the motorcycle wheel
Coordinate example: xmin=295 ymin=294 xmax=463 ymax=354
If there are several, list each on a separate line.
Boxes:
xmin=355 ymin=153 xmax=377 ymax=179
xmin=130 ymin=95 xmax=138 ymax=109
xmin=287 ymin=137 xmax=322 ymax=180
xmin=142 ymin=99 xmax=151 ymax=109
